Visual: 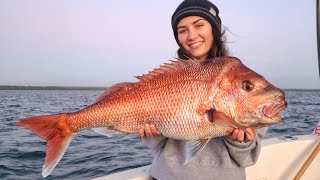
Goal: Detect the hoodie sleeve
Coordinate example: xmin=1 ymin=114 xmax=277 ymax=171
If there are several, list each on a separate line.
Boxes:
xmin=223 ymin=127 xmax=268 ymax=167
xmin=140 ymin=135 xmax=168 ymax=150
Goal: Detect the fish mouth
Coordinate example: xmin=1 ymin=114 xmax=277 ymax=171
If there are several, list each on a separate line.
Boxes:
xmin=260 ymin=101 xmax=287 ymax=121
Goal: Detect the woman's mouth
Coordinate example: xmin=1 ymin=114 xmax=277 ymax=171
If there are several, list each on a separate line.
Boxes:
xmin=189 ymin=41 xmax=203 ymax=49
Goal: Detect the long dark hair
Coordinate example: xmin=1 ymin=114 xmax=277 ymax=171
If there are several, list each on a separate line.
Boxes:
xmin=177 ymin=28 xmax=228 ymax=60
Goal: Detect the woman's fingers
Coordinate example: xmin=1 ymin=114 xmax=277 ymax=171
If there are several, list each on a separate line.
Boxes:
xmin=138 ymin=124 xmax=161 ymax=138
xmin=150 ymin=124 xmax=160 ymax=135
xmin=144 ymin=124 xmax=153 ymax=138
xmin=236 ymin=129 xmax=244 ymax=142
xmin=229 ymin=128 xmax=239 ymax=141
xmin=244 ymin=128 xmax=256 ymax=142
xmin=138 ymin=128 xmax=145 ymax=137
xmin=228 ymin=128 xmax=256 ymax=143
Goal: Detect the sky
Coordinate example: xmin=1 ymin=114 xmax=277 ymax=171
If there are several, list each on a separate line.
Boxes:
xmin=0 ymin=0 xmax=319 ymax=89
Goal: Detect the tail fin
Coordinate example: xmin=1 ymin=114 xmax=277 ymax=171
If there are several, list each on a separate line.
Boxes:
xmin=16 ymin=113 xmax=75 ymax=178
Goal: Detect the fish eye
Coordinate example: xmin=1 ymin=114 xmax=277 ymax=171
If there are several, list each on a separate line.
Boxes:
xmin=242 ymin=80 xmax=254 ymax=91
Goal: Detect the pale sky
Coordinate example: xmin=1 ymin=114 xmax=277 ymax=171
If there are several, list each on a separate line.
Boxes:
xmin=0 ymin=0 xmax=319 ymax=89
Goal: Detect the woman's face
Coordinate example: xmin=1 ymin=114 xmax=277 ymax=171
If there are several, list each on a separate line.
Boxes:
xmin=177 ymin=16 xmax=214 ymax=62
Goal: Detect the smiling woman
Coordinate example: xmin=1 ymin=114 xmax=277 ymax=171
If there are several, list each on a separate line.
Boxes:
xmin=172 ymin=0 xmax=228 ymax=61
xmin=176 ymin=16 xmax=214 ymax=61
xmin=138 ymin=0 xmax=268 ymax=180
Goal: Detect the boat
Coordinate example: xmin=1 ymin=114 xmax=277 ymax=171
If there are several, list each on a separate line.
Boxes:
xmin=93 ymin=134 xmax=320 ymax=180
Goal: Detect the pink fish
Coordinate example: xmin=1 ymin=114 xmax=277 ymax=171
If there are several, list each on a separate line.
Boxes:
xmin=17 ymin=57 xmax=287 ymax=177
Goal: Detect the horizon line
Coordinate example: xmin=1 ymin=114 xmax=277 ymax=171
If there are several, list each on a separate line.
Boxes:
xmin=0 ymin=85 xmax=319 ymax=91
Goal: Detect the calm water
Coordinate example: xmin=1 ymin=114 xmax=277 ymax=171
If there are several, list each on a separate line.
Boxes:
xmin=0 ymin=90 xmax=319 ymax=179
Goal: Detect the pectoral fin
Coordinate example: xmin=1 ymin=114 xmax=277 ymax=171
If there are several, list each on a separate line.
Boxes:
xmin=196 ymin=100 xmax=214 ymax=116
xmin=185 ymin=139 xmax=210 ymax=165
xmin=211 ymin=111 xmax=253 ymax=139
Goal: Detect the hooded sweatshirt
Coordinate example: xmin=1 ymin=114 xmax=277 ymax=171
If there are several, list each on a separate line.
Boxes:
xmin=141 ymin=127 xmax=267 ymax=180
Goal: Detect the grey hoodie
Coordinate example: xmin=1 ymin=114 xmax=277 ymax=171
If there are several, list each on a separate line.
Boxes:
xmin=141 ymin=128 xmax=267 ymax=180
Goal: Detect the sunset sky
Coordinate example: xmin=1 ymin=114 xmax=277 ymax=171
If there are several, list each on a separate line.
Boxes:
xmin=0 ymin=0 xmax=319 ymax=89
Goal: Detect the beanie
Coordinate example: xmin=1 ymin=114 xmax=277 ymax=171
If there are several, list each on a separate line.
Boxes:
xmin=171 ymin=0 xmax=221 ymax=44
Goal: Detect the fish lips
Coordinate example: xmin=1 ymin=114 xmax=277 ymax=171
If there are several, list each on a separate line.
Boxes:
xmin=260 ymin=101 xmax=287 ymax=123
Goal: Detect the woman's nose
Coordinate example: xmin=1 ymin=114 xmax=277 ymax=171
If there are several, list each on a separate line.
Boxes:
xmin=187 ymin=28 xmax=198 ymax=41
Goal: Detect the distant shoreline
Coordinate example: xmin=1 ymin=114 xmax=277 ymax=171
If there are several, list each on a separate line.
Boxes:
xmin=0 ymin=85 xmax=107 ymax=90
xmin=0 ymin=85 xmax=319 ymax=91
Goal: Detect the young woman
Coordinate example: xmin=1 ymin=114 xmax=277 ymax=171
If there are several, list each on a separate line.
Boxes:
xmin=139 ymin=0 xmax=266 ymax=179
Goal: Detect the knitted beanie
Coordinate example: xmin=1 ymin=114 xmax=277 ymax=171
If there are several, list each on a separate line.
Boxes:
xmin=171 ymin=0 xmax=221 ymax=44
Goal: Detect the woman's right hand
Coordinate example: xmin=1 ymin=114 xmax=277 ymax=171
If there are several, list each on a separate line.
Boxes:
xmin=138 ymin=124 xmax=161 ymax=138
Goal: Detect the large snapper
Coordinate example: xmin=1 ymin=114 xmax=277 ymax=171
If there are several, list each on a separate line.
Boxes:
xmin=17 ymin=57 xmax=287 ymax=177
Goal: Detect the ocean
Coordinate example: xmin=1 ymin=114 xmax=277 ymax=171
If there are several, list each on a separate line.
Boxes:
xmin=0 ymin=90 xmax=319 ymax=180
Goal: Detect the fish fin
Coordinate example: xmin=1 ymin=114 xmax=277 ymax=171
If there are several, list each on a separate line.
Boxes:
xmin=184 ymin=139 xmax=210 ymax=165
xmin=196 ymin=101 xmax=213 ymax=116
xmin=96 ymin=82 xmax=133 ymax=102
xmin=212 ymin=111 xmax=253 ymax=139
xmin=135 ymin=58 xmax=199 ymax=83
xmin=92 ymin=127 xmax=123 ymax=137
xmin=16 ymin=114 xmax=75 ymax=178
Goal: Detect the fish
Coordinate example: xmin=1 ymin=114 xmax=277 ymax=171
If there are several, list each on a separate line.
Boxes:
xmin=17 ymin=56 xmax=287 ymax=177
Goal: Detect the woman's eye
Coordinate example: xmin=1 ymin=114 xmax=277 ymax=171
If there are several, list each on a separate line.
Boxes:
xmin=178 ymin=29 xmax=186 ymax=34
xmin=196 ymin=24 xmax=204 ymax=28
xmin=242 ymin=80 xmax=254 ymax=91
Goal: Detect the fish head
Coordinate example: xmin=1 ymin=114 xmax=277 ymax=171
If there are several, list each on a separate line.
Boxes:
xmin=213 ymin=57 xmax=287 ymax=127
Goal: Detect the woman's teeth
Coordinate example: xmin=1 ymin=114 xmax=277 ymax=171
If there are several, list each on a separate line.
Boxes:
xmin=190 ymin=42 xmax=202 ymax=48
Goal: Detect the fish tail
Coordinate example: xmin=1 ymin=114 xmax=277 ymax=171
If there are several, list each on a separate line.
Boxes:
xmin=16 ymin=113 xmax=75 ymax=178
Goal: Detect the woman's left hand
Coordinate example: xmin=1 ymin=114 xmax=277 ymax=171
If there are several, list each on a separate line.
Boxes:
xmin=228 ymin=128 xmax=256 ymax=143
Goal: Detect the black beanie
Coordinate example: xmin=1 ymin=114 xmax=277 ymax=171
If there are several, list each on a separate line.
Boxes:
xmin=171 ymin=0 xmax=221 ymax=44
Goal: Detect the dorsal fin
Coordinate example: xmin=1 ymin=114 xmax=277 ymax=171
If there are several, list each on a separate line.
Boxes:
xmin=135 ymin=58 xmax=199 ymax=83
xmin=97 ymin=58 xmax=199 ymax=102
xmin=96 ymin=82 xmax=133 ymax=102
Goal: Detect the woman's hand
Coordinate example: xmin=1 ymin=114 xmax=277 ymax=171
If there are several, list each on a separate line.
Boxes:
xmin=138 ymin=124 xmax=161 ymax=138
xmin=228 ymin=128 xmax=256 ymax=143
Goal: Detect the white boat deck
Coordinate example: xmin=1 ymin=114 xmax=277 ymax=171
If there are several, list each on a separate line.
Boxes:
xmin=246 ymin=135 xmax=320 ymax=180
xmin=94 ymin=135 xmax=320 ymax=180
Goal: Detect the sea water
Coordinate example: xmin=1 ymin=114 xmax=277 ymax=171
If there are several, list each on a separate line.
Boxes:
xmin=0 ymin=90 xmax=319 ymax=179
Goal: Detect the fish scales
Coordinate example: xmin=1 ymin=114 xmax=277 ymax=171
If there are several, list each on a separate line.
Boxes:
xmin=65 ymin=61 xmax=222 ymax=139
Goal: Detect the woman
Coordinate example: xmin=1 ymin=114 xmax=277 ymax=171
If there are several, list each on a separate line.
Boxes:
xmin=139 ymin=0 xmax=266 ymax=179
